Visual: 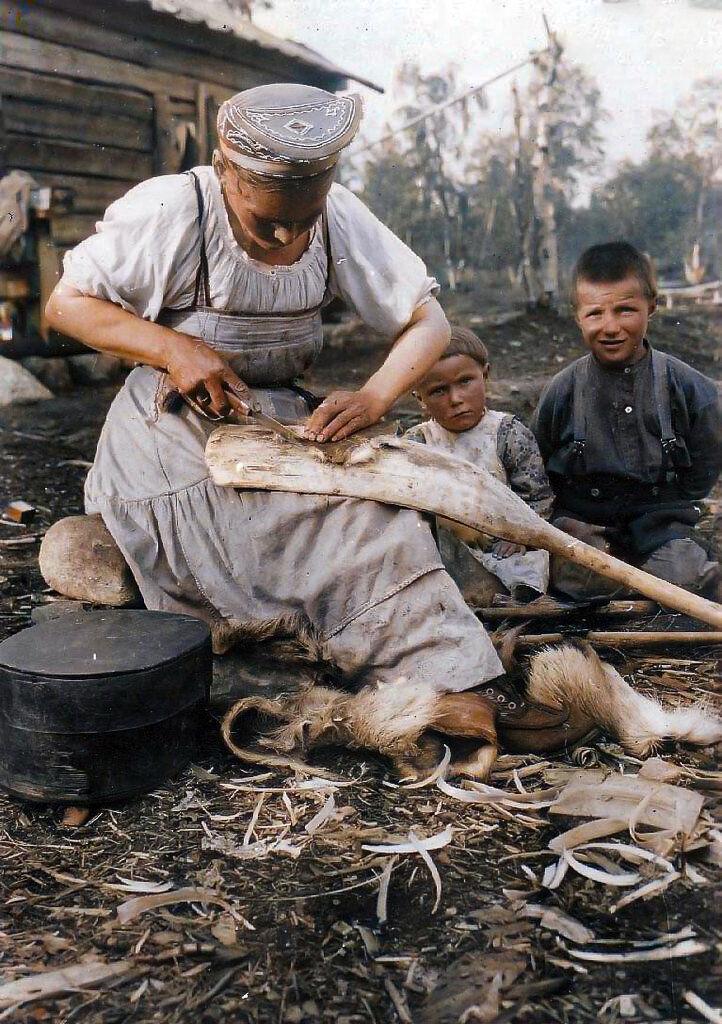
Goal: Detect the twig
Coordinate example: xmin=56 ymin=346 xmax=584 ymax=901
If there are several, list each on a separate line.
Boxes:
xmin=383 ymin=976 xmax=413 ymax=1024
xmin=684 ymin=991 xmax=722 ymax=1024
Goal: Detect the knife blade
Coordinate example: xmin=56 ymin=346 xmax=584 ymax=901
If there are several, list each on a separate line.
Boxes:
xmin=241 ymin=407 xmax=304 ymax=444
xmin=221 ymin=382 xmax=306 ymax=444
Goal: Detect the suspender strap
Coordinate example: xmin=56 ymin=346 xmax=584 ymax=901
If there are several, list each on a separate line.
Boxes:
xmin=321 ymin=205 xmax=333 ymax=303
xmin=651 ymin=350 xmax=675 ymax=450
xmin=571 ymin=355 xmax=589 ymax=459
xmin=187 ymin=170 xmax=211 ymax=309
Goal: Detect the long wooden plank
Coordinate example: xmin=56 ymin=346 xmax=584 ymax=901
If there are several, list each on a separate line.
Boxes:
xmin=3 ymin=97 xmax=153 ymax=151
xmin=1 ymin=6 xmax=282 ymax=94
xmin=0 ymin=29 xmax=194 ymax=100
xmin=0 ymin=66 xmax=152 ymax=119
xmin=6 ymin=135 xmax=153 ymax=179
xmin=515 ymin=632 xmax=722 ymax=648
xmin=29 ymin=0 xmax=345 ymax=90
xmin=477 ymin=599 xmax=659 ymax=621
xmin=206 ymin=427 xmax=722 ymax=630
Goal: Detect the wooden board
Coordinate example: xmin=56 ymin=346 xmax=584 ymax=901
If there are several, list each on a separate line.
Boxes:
xmin=0 ymin=66 xmax=153 ymax=120
xmin=205 ymin=426 xmax=722 ymax=630
xmin=0 ymin=5 xmax=287 ymax=95
xmin=2 ymin=97 xmax=153 ymax=151
xmin=0 ymin=28 xmax=195 ymax=100
xmin=5 ymin=135 xmax=153 ymax=180
xmin=27 ymin=0 xmax=345 ymax=91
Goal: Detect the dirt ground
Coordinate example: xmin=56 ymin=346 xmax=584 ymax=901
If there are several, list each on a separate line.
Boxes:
xmin=0 ymin=302 xmax=720 ymax=1023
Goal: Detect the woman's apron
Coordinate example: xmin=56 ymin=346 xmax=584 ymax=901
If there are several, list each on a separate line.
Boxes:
xmin=85 ymin=172 xmax=502 ymax=689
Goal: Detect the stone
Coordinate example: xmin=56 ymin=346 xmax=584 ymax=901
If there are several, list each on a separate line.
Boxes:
xmin=67 ymin=352 xmax=123 ymax=384
xmin=39 ymin=514 xmax=141 ymax=606
xmin=21 ymin=356 xmax=73 ymax=391
xmin=0 ymin=354 xmax=53 ymax=405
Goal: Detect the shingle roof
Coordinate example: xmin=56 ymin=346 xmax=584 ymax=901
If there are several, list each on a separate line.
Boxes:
xmin=129 ymin=0 xmax=382 ymax=92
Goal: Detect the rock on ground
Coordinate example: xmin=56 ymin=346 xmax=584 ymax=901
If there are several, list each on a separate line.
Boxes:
xmin=21 ymin=356 xmax=74 ymax=392
xmin=0 ymin=354 xmax=53 ymax=405
xmin=67 ymin=353 xmax=123 ymax=384
xmin=39 ymin=514 xmax=141 ymax=606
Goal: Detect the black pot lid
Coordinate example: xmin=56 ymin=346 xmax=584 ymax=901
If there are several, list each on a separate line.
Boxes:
xmin=0 ymin=610 xmax=211 ymax=678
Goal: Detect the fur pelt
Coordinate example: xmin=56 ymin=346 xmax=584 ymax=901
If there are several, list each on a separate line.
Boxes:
xmin=222 ymin=680 xmax=443 ymax=766
xmin=211 ymin=612 xmax=328 ymax=660
xmin=527 ymin=642 xmax=722 ymax=756
xmin=222 ymin=642 xmax=722 ymax=778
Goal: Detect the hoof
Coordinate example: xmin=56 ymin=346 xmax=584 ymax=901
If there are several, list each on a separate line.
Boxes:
xmin=39 ymin=515 xmax=140 ymax=606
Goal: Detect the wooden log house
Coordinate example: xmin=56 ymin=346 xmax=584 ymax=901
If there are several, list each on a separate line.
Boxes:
xmin=0 ymin=0 xmax=376 ymax=354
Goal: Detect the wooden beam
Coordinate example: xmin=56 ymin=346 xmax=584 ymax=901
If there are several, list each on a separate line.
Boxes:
xmin=3 ymin=97 xmax=153 ymax=151
xmin=477 ymin=599 xmax=659 ymax=621
xmin=0 ymin=66 xmax=153 ymax=120
xmin=6 ymin=135 xmax=153 ymax=179
xmin=0 ymin=5 xmax=282 ymax=95
xmin=206 ymin=427 xmax=722 ymax=630
xmin=153 ymin=93 xmax=176 ymax=176
xmin=31 ymin=0 xmax=347 ymax=91
xmin=35 ymin=223 xmax=62 ymax=341
xmin=195 ymin=82 xmax=209 ymax=166
xmin=514 ymin=631 xmax=722 ymax=648
xmin=0 ymin=29 xmax=194 ymax=100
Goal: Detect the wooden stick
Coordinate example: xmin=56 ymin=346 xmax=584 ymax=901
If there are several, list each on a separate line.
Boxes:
xmin=514 ymin=631 xmax=722 ymax=648
xmin=205 ymin=427 xmax=722 ymax=630
xmin=477 ymin=599 xmax=658 ymax=621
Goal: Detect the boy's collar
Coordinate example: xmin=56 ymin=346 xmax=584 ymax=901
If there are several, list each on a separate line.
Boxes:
xmin=591 ymin=338 xmax=651 ymax=373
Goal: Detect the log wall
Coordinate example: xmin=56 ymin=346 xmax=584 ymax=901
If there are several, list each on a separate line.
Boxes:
xmin=0 ymin=0 xmax=344 ymax=244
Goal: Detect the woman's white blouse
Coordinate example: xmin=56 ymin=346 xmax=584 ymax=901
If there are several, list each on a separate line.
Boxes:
xmin=62 ymin=168 xmax=438 ymax=337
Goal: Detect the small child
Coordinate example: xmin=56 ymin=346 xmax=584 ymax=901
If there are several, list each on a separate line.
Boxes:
xmin=531 ymin=241 xmax=722 ymax=601
xmin=407 ymin=324 xmax=554 ymax=603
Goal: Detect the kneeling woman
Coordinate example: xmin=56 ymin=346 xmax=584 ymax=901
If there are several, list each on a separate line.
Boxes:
xmin=45 ymin=83 xmax=506 ymax=700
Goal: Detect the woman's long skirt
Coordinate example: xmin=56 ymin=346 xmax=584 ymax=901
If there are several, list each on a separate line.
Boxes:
xmin=85 ymin=367 xmax=502 ymax=691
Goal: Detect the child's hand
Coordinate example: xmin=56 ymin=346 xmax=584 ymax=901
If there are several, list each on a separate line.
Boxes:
xmin=492 ymin=540 xmax=526 ymax=558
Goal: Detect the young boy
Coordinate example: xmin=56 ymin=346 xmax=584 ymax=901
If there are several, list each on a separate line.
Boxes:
xmin=531 ymin=241 xmax=722 ymax=601
xmin=407 ymin=325 xmax=554 ymax=604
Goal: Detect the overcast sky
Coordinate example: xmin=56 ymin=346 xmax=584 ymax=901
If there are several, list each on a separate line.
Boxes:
xmin=255 ymin=0 xmax=722 ymax=190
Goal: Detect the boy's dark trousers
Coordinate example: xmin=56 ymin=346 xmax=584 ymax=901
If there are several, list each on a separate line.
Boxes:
xmin=549 ymin=474 xmax=718 ymax=600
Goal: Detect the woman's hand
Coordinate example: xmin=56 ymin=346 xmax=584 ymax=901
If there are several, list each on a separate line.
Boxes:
xmin=304 ymin=385 xmax=386 ymax=442
xmin=167 ymin=335 xmax=256 ymax=419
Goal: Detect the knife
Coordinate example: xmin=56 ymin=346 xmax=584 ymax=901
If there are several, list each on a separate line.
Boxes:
xmin=221 ymin=382 xmax=306 ymax=444
xmin=239 ymin=406 xmax=304 ymax=444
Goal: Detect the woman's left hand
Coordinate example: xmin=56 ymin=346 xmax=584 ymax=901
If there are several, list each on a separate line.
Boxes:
xmin=304 ymin=386 xmax=386 ymax=442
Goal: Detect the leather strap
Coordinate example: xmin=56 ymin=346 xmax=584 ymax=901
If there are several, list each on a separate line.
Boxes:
xmin=187 ymin=170 xmax=211 ymax=309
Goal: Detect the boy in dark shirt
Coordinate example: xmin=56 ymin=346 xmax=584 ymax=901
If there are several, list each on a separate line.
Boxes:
xmin=531 ymin=241 xmax=722 ymax=601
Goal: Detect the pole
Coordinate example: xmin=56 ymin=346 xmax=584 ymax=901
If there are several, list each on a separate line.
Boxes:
xmin=530 ymin=15 xmax=562 ymax=307
xmin=354 ymin=50 xmax=550 ymax=156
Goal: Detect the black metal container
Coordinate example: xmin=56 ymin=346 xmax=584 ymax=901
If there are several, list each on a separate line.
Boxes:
xmin=0 ymin=610 xmax=212 ymax=804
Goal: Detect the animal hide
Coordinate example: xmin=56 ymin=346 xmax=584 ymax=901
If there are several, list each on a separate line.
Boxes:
xmin=222 ymin=643 xmax=722 ymax=779
xmin=527 ymin=643 xmax=722 ymax=756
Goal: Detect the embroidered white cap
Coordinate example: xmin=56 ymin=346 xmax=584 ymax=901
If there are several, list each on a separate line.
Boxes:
xmin=217 ymin=83 xmax=363 ymax=177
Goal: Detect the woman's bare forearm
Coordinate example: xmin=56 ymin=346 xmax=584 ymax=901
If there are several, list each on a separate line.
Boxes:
xmin=362 ymin=297 xmax=450 ymax=409
xmin=45 ymin=280 xmax=180 ymax=368
xmin=304 ymin=297 xmax=450 ymax=441
xmin=45 ymin=280 xmax=256 ymax=417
